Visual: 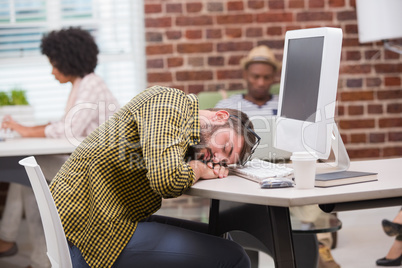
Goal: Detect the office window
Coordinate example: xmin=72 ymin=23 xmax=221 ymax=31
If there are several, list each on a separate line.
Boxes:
xmin=0 ymin=0 xmax=146 ymax=123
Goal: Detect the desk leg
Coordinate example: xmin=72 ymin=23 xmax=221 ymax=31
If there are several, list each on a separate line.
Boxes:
xmin=208 ymin=199 xmax=297 ymax=268
xmin=268 ymin=206 xmax=297 ymax=268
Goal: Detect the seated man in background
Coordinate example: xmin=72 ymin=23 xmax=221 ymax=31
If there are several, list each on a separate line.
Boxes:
xmin=215 ymin=45 xmax=340 ymax=268
xmin=215 ymin=45 xmax=280 ymax=117
xmin=0 ymin=27 xmax=119 ymax=268
xmin=50 ymin=85 xmax=256 ymax=267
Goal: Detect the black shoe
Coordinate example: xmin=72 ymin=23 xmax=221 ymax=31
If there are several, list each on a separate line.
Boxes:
xmin=376 ymin=255 xmax=402 ymax=266
xmin=0 ymin=242 xmax=18 ymax=258
xmin=382 ymin=219 xmax=402 ymax=236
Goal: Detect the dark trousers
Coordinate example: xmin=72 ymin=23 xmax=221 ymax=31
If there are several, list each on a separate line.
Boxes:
xmin=69 ymin=215 xmax=251 ymax=268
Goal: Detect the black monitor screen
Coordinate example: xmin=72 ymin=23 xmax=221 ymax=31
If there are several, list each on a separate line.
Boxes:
xmin=280 ymin=36 xmax=324 ymax=122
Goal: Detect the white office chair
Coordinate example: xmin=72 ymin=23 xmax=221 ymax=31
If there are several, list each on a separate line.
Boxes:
xmin=19 ymin=156 xmax=72 ymax=268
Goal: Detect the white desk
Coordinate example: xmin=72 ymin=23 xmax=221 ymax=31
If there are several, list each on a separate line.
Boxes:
xmin=0 ymin=138 xmax=76 ymax=186
xmin=186 ymin=158 xmax=402 ymax=268
xmin=1 ymin=139 xmax=400 ymax=267
xmin=0 ymin=137 xmax=77 ymax=157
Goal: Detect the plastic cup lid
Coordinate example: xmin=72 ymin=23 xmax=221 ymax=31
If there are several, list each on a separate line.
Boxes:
xmin=290 ymin=151 xmax=318 ymax=161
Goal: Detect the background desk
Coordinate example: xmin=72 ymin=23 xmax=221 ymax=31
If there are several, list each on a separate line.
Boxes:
xmin=0 ymin=138 xmax=76 ymax=186
xmin=186 ymin=158 xmax=402 ymax=268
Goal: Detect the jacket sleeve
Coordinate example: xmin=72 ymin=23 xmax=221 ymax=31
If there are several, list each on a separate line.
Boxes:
xmin=138 ymin=90 xmax=196 ymax=198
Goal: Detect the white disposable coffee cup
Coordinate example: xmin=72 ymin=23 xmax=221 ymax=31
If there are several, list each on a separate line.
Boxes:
xmin=290 ymin=152 xmax=318 ymax=189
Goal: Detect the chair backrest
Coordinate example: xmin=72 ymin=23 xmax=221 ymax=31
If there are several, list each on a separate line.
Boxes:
xmin=19 ymin=156 xmax=72 ymax=268
xmin=197 ymin=83 xmax=280 ymax=110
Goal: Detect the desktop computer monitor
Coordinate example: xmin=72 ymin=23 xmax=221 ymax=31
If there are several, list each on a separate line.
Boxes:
xmin=275 ymin=27 xmax=347 ymax=168
xmin=250 ymin=116 xmax=293 ymax=162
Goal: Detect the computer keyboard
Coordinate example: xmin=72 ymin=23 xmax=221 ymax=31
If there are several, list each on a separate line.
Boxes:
xmin=230 ymin=158 xmax=294 ymax=183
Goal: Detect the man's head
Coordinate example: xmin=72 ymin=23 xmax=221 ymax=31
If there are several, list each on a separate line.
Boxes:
xmin=240 ymin=45 xmax=281 ymax=101
xmin=241 ymin=45 xmax=281 ymax=71
xmin=194 ymin=108 xmax=260 ymax=166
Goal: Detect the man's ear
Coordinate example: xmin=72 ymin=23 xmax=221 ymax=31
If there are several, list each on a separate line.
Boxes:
xmin=212 ymin=110 xmax=230 ymax=123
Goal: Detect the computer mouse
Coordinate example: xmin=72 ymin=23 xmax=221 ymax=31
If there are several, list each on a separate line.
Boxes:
xmin=260 ymin=177 xmax=294 ymax=189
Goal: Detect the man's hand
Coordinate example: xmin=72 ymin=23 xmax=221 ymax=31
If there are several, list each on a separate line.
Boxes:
xmin=189 ymin=160 xmax=229 ymax=183
xmin=206 ymin=162 xmax=229 ymax=179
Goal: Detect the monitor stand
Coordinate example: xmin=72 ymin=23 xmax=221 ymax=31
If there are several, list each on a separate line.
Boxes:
xmin=315 ymin=123 xmax=377 ymax=184
xmin=323 ymin=123 xmax=350 ymax=172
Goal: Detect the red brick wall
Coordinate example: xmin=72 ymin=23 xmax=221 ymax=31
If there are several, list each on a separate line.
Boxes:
xmin=144 ymin=0 xmax=402 ymax=160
